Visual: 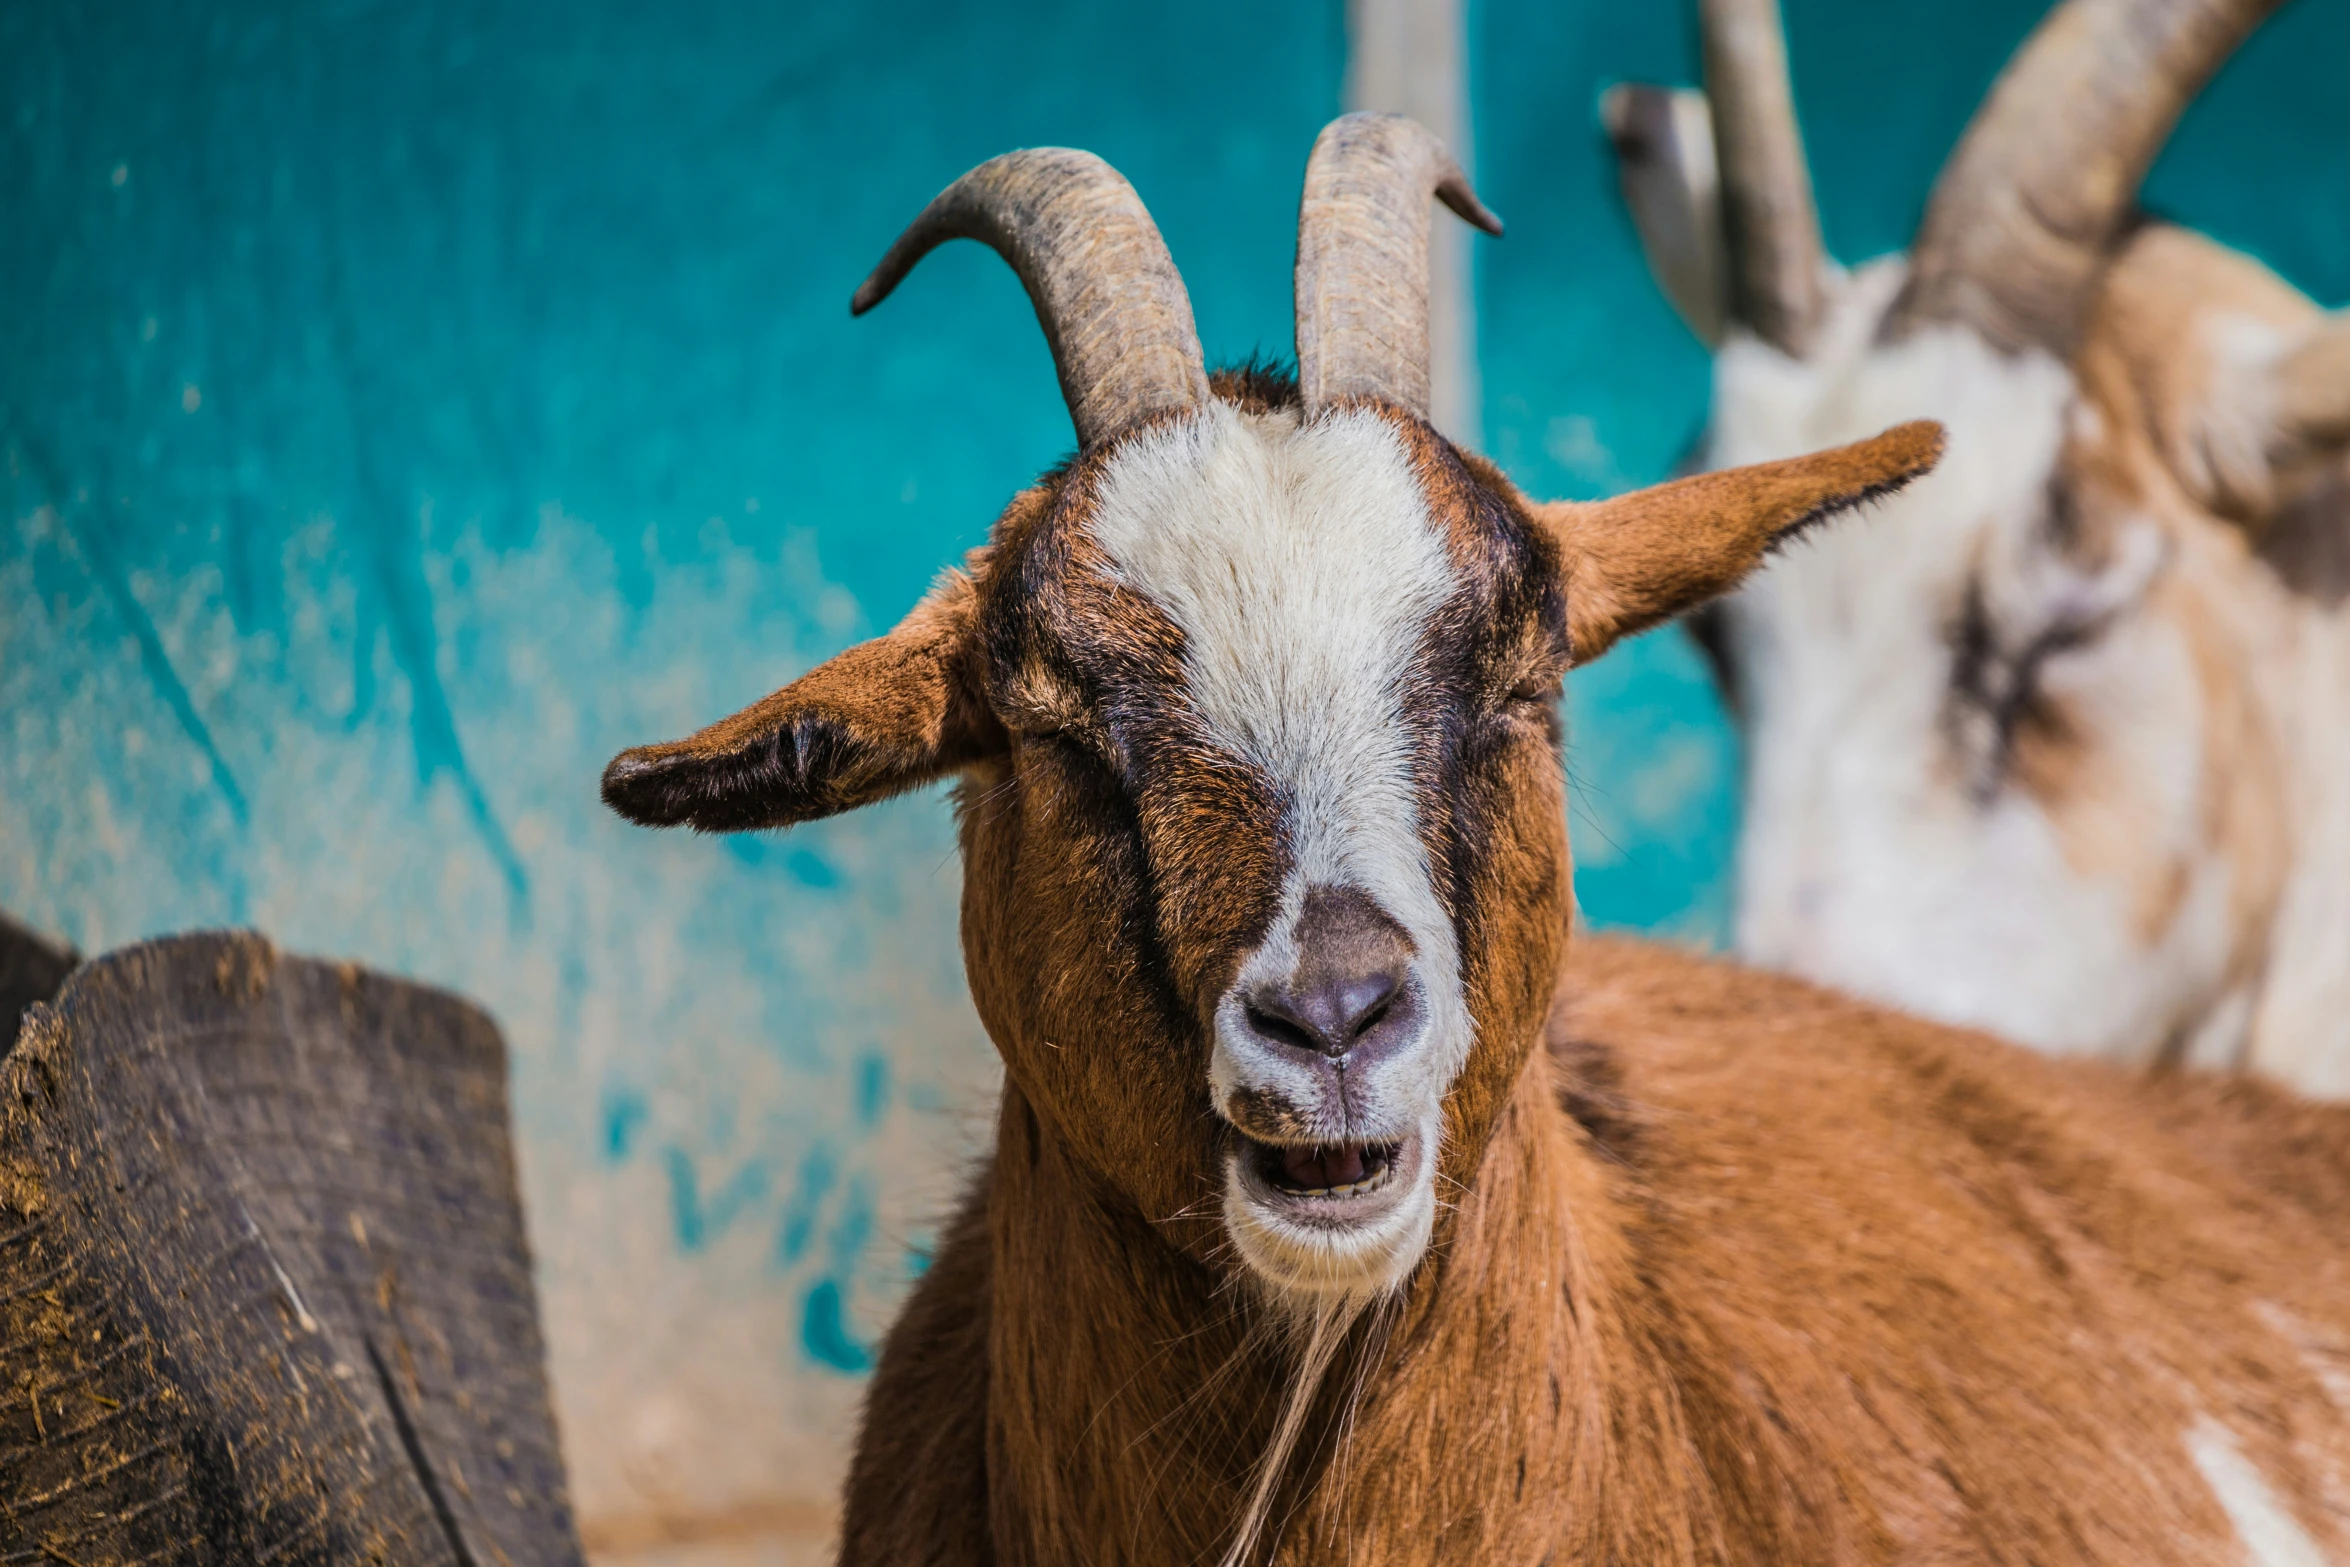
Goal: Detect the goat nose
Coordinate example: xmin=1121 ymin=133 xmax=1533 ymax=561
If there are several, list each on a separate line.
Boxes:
xmin=1246 ymin=968 xmax=1402 ymax=1058
xmin=1241 ymin=886 xmax=1418 ymax=1061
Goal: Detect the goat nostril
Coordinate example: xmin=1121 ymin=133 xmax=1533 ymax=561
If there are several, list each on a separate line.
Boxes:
xmin=1337 ymin=971 xmax=1399 ymax=1043
xmin=1243 ymin=966 xmax=1411 ymax=1059
xmin=1243 ymin=1000 xmax=1321 ymax=1055
xmin=1239 ymin=884 xmax=1421 ymax=1060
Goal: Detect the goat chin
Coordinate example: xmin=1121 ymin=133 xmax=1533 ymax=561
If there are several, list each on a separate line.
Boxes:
xmin=1219 ymin=1118 xmax=1442 ymax=1305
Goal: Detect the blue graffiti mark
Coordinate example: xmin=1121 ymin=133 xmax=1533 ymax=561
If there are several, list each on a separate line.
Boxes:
xmin=799 ymin=1173 xmax=882 ymax=1372
xmin=774 ymin=1143 xmax=837 ymax=1267
xmin=784 ymin=847 xmax=838 ymax=889
xmin=347 ymin=590 xmax=379 ymax=735
xmin=853 ymin=1051 xmax=889 ymax=1130
xmin=557 ymin=943 xmax=591 ymax=1053
xmin=600 ymin=1087 xmax=648 ymax=1164
xmin=663 ymin=1146 xmax=773 ymax=1253
xmin=800 ymin=1279 xmax=873 ymax=1374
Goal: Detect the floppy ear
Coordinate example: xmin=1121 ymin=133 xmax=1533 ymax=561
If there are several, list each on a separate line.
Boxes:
xmin=1537 ymin=420 xmax=1944 ymax=665
xmin=2267 ymin=317 xmax=2350 ymax=464
xmin=2247 ymin=320 xmax=2350 ymax=597
xmin=601 ymin=562 xmax=1004 ymax=832
xmin=2256 ymin=318 xmax=2350 ymax=536
xmin=1600 ymin=82 xmax=1728 ymax=346
xmin=2169 ymin=310 xmax=2350 ymax=523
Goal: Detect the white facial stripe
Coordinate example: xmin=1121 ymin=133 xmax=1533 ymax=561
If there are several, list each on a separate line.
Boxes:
xmin=1090 ymin=402 xmax=1454 ymax=906
xmin=1089 ymin=400 xmax=1471 ymax=1296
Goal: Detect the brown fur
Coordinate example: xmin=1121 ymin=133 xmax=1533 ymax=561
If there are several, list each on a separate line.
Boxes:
xmin=1545 ymin=421 xmax=1945 ymax=664
xmin=603 ymin=383 xmax=2350 ymax=1564
xmin=2033 ymin=230 xmax=2303 ymax=1000
xmin=600 ymin=560 xmax=1001 ymax=831
xmin=846 ymin=939 xmax=2350 ymax=1566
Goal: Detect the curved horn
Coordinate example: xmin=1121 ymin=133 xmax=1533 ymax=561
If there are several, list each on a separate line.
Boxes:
xmin=1889 ymin=0 xmax=2286 ymax=353
xmin=1294 ymin=113 xmax=1502 ymax=418
xmin=1700 ymin=0 xmax=1829 ymax=356
xmin=852 ymin=149 xmax=1210 ymax=448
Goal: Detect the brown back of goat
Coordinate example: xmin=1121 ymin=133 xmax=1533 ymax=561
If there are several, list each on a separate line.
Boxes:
xmin=603 ymin=111 xmax=2350 ymax=1566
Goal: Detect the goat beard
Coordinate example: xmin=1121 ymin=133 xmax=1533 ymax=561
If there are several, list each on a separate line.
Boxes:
xmin=1216 ymin=1287 xmax=1402 ymax=1567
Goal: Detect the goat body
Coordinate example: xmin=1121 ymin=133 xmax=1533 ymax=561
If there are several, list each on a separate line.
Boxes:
xmin=845 ymin=936 xmax=2350 ymax=1565
xmin=600 ymin=117 xmax=2350 ymax=1566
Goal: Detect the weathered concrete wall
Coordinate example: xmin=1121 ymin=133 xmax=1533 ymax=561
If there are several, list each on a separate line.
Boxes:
xmin=5 ymin=0 xmax=2345 ymax=1560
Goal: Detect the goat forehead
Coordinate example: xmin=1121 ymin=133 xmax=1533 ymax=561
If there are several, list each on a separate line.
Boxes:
xmin=1086 ymin=402 xmax=1459 ymax=893
xmin=1088 ymin=404 xmax=1456 ymax=760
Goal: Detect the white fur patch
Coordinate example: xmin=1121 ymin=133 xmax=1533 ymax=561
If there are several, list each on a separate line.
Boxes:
xmin=2189 ymin=1418 xmax=2335 ymax=1567
xmin=1091 ymin=402 xmax=1454 ymax=928
xmin=1713 ymin=259 xmax=2246 ymax=1060
xmin=1088 ymin=400 xmax=1472 ymax=1294
xmin=2243 ymin=610 xmax=2350 ymax=1098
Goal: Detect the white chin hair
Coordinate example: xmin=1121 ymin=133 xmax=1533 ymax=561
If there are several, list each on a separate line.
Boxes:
xmin=1221 ymin=1156 xmax=1439 ymax=1304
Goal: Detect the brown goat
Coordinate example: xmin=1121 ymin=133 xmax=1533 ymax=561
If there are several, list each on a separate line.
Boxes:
xmin=604 ymin=115 xmax=2350 ymax=1565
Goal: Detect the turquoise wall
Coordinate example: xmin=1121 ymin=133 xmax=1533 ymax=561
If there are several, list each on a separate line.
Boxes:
xmin=6 ymin=0 xmax=2346 ymax=1539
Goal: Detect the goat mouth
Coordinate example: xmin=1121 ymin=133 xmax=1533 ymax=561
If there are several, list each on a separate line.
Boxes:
xmin=1229 ymin=1131 xmax=1424 ymax=1228
xmin=1250 ymin=1138 xmax=1402 ymax=1197
xmin=1221 ymin=1129 xmax=1435 ymax=1290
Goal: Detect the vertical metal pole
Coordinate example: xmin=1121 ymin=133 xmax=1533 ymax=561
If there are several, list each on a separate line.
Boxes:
xmin=1345 ymin=0 xmax=1478 ymax=446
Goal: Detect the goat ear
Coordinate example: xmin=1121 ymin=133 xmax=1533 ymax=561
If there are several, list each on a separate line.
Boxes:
xmin=1539 ymin=421 xmax=1945 ymax=665
xmin=2260 ymin=317 xmax=2350 ymax=500
xmin=601 ymin=564 xmax=1002 ymax=833
xmin=1601 ymin=83 xmax=1728 ymax=346
xmin=2175 ymin=313 xmax=2350 ymax=522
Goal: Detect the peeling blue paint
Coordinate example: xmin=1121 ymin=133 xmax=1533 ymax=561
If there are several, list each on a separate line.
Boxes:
xmin=784 ymin=848 xmax=838 ymax=890
xmin=825 ymin=1173 xmax=876 ymax=1273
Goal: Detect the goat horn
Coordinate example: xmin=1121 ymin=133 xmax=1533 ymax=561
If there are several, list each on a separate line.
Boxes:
xmin=1888 ymin=0 xmax=2285 ymax=353
xmin=852 ymin=149 xmax=1210 ymax=448
xmin=1294 ymin=113 xmax=1502 ymax=419
xmin=1700 ymin=0 xmax=1829 ymax=356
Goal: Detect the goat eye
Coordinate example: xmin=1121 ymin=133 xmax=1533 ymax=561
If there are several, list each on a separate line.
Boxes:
xmin=1945 ymin=575 xmax=2118 ymax=800
xmin=1026 ymin=723 xmax=1118 ymax=777
xmin=1506 ymin=677 xmax=1561 ymax=707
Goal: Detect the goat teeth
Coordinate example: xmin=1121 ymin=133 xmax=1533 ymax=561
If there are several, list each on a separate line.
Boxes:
xmin=1303 ymin=1161 xmax=1394 ymax=1198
